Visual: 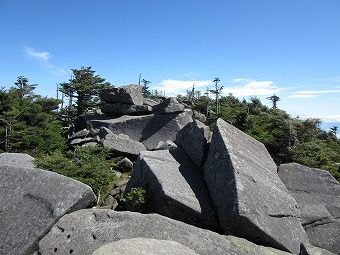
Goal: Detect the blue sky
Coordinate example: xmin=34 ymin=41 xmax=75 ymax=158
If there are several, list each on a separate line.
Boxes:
xmin=1 ymin=0 xmax=340 ymax=127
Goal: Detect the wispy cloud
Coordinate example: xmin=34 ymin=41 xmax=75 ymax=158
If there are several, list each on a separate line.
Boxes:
xmin=155 ymin=79 xmax=213 ymax=94
xmin=23 ymin=45 xmax=67 ymax=77
xmin=321 ymin=115 xmax=340 ymax=123
xmin=288 ymin=89 xmax=340 ymax=98
xmin=223 ymin=80 xmax=283 ymax=97
xmin=24 ymin=45 xmax=51 ymax=62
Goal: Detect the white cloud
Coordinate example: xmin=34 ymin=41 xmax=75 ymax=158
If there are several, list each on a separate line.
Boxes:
xmin=223 ymin=80 xmax=282 ymax=97
xmin=320 ymin=115 xmax=340 ymax=123
xmin=288 ymin=89 xmax=340 ymax=98
xmin=288 ymin=94 xmax=317 ymax=98
xmin=155 ymin=79 xmax=213 ymax=94
xmin=24 ymin=45 xmax=51 ymax=62
xmin=23 ymin=45 xmax=67 ymax=77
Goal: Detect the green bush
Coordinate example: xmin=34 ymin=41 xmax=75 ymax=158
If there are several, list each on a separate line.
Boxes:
xmin=34 ymin=146 xmax=122 ymax=204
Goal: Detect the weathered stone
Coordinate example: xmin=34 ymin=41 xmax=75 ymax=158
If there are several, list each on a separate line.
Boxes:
xmin=115 ymin=179 xmax=129 ymax=188
xmin=100 ymin=85 xmax=143 ymax=105
xmin=176 ymin=120 xmax=211 ymax=168
xmin=154 ymin=140 xmax=178 ymax=150
xmin=69 ymin=129 xmax=90 ymax=139
xmin=70 ymin=136 xmax=99 ymax=146
xmin=99 ymin=127 xmax=146 ymax=159
xmin=117 ymin=157 xmax=133 ymax=172
xmin=91 ymin=238 xmax=199 ymax=255
xmin=153 ymin=97 xmax=184 ymax=114
xmin=0 ymin=166 xmax=96 ymax=255
xmin=87 ymin=112 xmax=193 ymax=150
xmin=300 ymin=243 xmax=337 ymax=255
xmin=193 ymin=111 xmax=207 ymax=123
xmin=278 ymin=163 xmax=340 ymax=254
xmin=38 ymin=209 xmax=294 ymax=255
xmin=143 ymin=98 xmax=162 ymax=107
xmin=203 ymin=118 xmax=309 ymax=254
xmin=0 ymin=152 xmax=35 ymax=168
xmin=125 ymin=149 xmax=220 ymax=232
xmin=101 ymin=103 xmax=152 ymax=115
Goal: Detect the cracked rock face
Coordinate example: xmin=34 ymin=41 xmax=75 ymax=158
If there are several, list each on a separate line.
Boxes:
xmin=278 ymin=163 xmax=340 ymax=254
xmin=203 ymin=118 xmax=309 ymax=254
xmin=0 ymin=165 xmax=96 ymax=255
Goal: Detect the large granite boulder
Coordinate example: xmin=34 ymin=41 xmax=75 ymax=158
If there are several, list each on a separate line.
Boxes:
xmin=203 ymin=119 xmax=309 ymax=254
xmin=0 ymin=152 xmax=35 ymax=168
xmin=37 ymin=209 xmax=293 ymax=255
xmin=99 ymin=127 xmax=146 ymax=159
xmin=87 ymin=112 xmax=193 ymax=150
xmin=92 ymin=238 xmax=199 ymax=255
xmin=125 ymin=149 xmax=220 ymax=231
xmin=101 ymin=103 xmax=152 ymax=115
xmin=278 ymin=163 xmax=340 ymax=254
xmin=100 ymin=85 xmax=143 ymax=105
xmin=0 ymin=165 xmax=96 ymax=255
xmin=175 ymin=120 xmax=211 ymax=168
xmin=153 ymin=97 xmax=184 ymax=114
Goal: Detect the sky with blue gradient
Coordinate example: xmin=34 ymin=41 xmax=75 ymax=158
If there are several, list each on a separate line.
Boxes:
xmin=1 ymin=0 xmax=340 ymax=128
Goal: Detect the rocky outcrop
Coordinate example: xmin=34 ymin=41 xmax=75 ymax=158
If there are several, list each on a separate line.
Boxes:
xmin=87 ymin=111 xmax=192 ymax=150
xmin=100 ymin=85 xmax=143 ymax=105
xmin=278 ymin=163 xmax=340 ymax=254
xmin=176 ymin=120 xmax=211 ymax=168
xmin=0 ymin=152 xmax=35 ymax=168
xmin=0 ymin=165 xmax=96 ymax=255
xmin=99 ymin=127 xmax=146 ymax=159
xmin=153 ymin=97 xmax=184 ymax=114
xmin=92 ymin=238 xmax=200 ymax=255
xmin=203 ymin=119 xmax=309 ymax=254
xmin=37 ymin=209 xmax=293 ymax=255
xmin=101 ymin=103 xmax=152 ymax=115
xmin=125 ymin=149 xmax=220 ymax=231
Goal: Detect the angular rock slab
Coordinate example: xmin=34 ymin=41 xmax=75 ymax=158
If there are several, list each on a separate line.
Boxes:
xmin=278 ymin=163 xmax=340 ymax=254
xmin=38 ymin=209 xmax=293 ymax=255
xmin=176 ymin=120 xmax=211 ymax=168
xmin=0 ymin=152 xmax=35 ymax=168
xmin=87 ymin=112 xmax=193 ymax=150
xmin=0 ymin=166 xmax=96 ymax=255
xmin=99 ymin=127 xmax=146 ymax=159
xmin=125 ymin=149 xmax=220 ymax=231
xmin=100 ymin=85 xmax=143 ymax=105
xmin=101 ymin=103 xmax=152 ymax=115
xmin=203 ymin=119 xmax=309 ymax=254
xmin=92 ymin=238 xmax=199 ymax=255
xmin=153 ymin=97 xmax=184 ymax=114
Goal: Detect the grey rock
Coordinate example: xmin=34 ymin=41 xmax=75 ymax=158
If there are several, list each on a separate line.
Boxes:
xmin=37 ymin=209 xmax=294 ymax=255
xmin=0 ymin=165 xmax=96 ymax=255
xmin=143 ymin=98 xmax=162 ymax=107
xmin=102 ymin=196 xmax=118 ymax=210
xmin=300 ymin=243 xmax=337 ymax=255
xmin=70 ymin=136 xmax=99 ymax=146
xmin=153 ymin=97 xmax=184 ymax=114
xmin=154 ymin=140 xmax=178 ymax=150
xmin=101 ymin=103 xmax=152 ymax=115
xmin=176 ymin=120 xmax=211 ymax=168
xmin=0 ymin=152 xmax=35 ymax=168
xmin=69 ymin=129 xmax=90 ymax=139
xmin=194 ymin=111 xmax=207 ymax=123
xmin=125 ymin=149 xmax=220 ymax=232
xmin=203 ymin=118 xmax=309 ymax=254
xmin=117 ymin=157 xmax=133 ymax=173
xmin=87 ymin=112 xmax=193 ymax=150
xmin=99 ymin=127 xmax=146 ymax=159
xmin=91 ymin=238 xmax=199 ymax=255
xmin=278 ymin=163 xmax=340 ymax=254
xmin=115 ymin=179 xmax=129 ymax=188
xmin=100 ymin=85 xmax=143 ymax=105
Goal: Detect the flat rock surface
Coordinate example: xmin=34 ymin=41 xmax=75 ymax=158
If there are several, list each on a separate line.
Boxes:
xmin=100 ymin=85 xmax=143 ymax=105
xmin=91 ymin=238 xmax=199 ymax=255
xmin=0 ymin=152 xmax=35 ymax=168
xmin=203 ymin=118 xmax=309 ymax=254
xmin=0 ymin=166 xmax=96 ymax=255
xmin=101 ymin=103 xmax=152 ymax=115
xmin=37 ymin=209 xmax=293 ymax=255
xmin=125 ymin=149 xmax=220 ymax=231
xmin=278 ymin=163 xmax=340 ymax=254
xmin=87 ymin=112 xmax=192 ymax=150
